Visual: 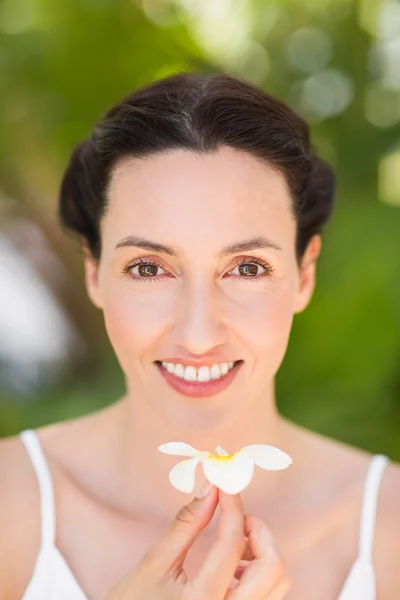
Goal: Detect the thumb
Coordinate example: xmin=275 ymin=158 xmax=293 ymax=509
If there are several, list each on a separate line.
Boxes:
xmin=141 ymin=482 xmax=218 ymax=576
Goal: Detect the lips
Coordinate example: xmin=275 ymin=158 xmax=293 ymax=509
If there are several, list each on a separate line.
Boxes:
xmin=155 ymin=360 xmax=243 ymax=398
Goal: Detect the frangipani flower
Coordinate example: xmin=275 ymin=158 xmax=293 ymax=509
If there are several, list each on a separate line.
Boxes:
xmin=158 ymin=442 xmax=292 ymax=495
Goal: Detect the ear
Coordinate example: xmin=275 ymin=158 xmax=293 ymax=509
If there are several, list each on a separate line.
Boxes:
xmin=293 ymin=235 xmax=321 ymax=314
xmin=82 ymin=242 xmax=103 ymax=310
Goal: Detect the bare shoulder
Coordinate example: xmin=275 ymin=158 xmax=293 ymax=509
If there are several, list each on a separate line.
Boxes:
xmin=0 ymin=434 xmax=41 ymax=598
xmin=375 ymin=458 xmax=400 ymax=598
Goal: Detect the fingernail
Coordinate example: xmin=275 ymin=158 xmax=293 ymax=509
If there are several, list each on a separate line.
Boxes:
xmin=196 ymin=481 xmax=213 ymax=499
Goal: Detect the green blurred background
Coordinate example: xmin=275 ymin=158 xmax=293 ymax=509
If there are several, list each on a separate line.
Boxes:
xmin=0 ymin=0 xmax=399 ymax=459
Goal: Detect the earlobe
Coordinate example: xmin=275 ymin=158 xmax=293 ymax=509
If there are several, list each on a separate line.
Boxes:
xmin=83 ymin=256 xmax=103 ymax=310
xmin=293 ymin=235 xmax=321 ymax=314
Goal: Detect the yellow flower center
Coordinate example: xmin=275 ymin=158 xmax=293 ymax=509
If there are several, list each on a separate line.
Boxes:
xmin=208 ymin=451 xmax=238 ymax=462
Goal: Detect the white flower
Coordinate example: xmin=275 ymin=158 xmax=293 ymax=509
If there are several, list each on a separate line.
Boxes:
xmin=157 ymin=442 xmax=292 ymax=495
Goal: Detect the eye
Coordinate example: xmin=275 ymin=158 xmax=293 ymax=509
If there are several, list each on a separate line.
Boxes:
xmin=227 ymin=257 xmax=274 ymax=280
xmin=121 ymin=258 xmax=169 ymax=283
xmin=121 ymin=256 xmax=274 ymax=283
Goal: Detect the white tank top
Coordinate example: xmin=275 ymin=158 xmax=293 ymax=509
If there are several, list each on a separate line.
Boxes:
xmin=19 ymin=429 xmax=389 ymax=600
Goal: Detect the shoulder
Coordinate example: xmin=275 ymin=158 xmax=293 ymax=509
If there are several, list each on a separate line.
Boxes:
xmin=375 ymin=458 xmax=400 ymax=597
xmin=0 ymin=434 xmax=41 ymax=598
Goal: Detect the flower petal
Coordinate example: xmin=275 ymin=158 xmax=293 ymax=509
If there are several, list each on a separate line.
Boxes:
xmin=202 ymin=452 xmax=254 ymax=494
xmin=240 ymin=445 xmax=292 ymax=470
xmin=169 ymin=457 xmax=201 ymax=493
xmin=158 ymin=442 xmax=200 ymax=457
xmin=215 ymin=446 xmax=229 ymax=456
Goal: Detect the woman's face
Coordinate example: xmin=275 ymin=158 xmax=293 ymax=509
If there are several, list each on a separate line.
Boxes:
xmin=85 ymin=146 xmax=319 ymax=426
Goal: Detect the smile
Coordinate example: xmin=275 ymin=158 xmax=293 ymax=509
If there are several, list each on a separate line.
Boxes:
xmin=155 ymin=360 xmax=243 ymax=398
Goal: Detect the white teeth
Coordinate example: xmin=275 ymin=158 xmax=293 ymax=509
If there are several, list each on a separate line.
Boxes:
xmin=197 ymin=366 xmax=211 ymax=382
xmin=174 ymin=364 xmax=185 ymax=378
xmin=220 ymin=362 xmax=229 ymax=376
xmin=210 ymin=364 xmax=221 ymax=380
xmin=183 ymin=366 xmax=197 ymax=381
xmin=160 ymin=361 xmax=238 ymax=382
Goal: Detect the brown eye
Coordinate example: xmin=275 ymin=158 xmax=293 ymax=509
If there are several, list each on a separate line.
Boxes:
xmin=237 ymin=263 xmax=260 ymax=277
xmin=122 ymin=258 xmax=168 ymax=282
xmin=228 ymin=258 xmax=273 ymax=279
xmin=135 ymin=263 xmax=160 ymax=277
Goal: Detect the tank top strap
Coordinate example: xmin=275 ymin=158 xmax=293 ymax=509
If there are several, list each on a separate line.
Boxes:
xmin=20 ymin=429 xmax=56 ymax=548
xmin=358 ymin=454 xmax=389 ymax=561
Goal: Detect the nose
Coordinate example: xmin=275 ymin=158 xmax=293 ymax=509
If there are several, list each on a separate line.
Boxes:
xmin=171 ymin=279 xmax=226 ymax=356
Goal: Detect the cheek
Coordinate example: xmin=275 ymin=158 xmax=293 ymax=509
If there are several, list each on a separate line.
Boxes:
xmin=101 ymin=285 xmax=173 ymax=361
xmin=240 ymin=291 xmax=293 ymax=347
xmin=246 ymin=296 xmax=294 ymax=378
xmin=225 ymin=281 xmax=295 ymax=369
xmin=100 ymin=275 xmax=297 ymax=376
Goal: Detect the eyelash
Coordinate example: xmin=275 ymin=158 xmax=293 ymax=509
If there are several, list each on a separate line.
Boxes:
xmin=121 ymin=256 xmax=274 ymax=283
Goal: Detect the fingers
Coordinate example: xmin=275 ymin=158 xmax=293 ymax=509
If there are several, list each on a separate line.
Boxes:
xmin=241 ymin=538 xmax=254 ymax=561
xmin=187 ymin=490 xmax=246 ymax=600
xmin=228 ymin=574 xmax=292 ymax=599
xmin=140 ymin=483 xmax=219 ymax=578
xmin=243 ymin=514 xmax=279 ymax=559
xmin=225 ymin=515 xmax=289 ymax=600
xmin=262 ymin=576 xmax=293 ymax=600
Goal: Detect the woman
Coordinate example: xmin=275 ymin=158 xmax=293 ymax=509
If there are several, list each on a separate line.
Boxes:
xmin=0 ymin=72 xmax=398 ymax=600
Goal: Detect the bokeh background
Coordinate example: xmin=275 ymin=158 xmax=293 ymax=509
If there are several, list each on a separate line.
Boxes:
xmin=0 ymin=0 xmax=399 ymax=459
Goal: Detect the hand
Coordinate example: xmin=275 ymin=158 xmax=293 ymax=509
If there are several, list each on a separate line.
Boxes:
xmin=105 ymin=483 xmax=292 ymax=600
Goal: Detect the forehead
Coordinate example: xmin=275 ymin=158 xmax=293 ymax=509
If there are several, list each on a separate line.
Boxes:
xmin=103 ymin=146 xmax=296 ymax=251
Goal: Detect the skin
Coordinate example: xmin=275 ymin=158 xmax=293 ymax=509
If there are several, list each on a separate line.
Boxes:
xmin=0 ymin=146 xmax=399 ymax=599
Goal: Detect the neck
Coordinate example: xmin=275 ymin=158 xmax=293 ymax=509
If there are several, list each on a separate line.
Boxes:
xmin=109 ymin=380 xmax=297 ymax=519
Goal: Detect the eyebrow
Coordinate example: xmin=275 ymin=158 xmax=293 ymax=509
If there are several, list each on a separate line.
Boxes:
xmin=115 ymin=235 xmax=282 ymax=257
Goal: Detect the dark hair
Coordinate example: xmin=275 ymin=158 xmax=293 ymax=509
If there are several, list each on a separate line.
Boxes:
xmin=59 ymin=71 xmax=336 ymax=262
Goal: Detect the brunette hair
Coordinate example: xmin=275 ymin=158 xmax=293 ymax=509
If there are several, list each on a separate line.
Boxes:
xmin=59 ymin=71 xmax=336 ymax=262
